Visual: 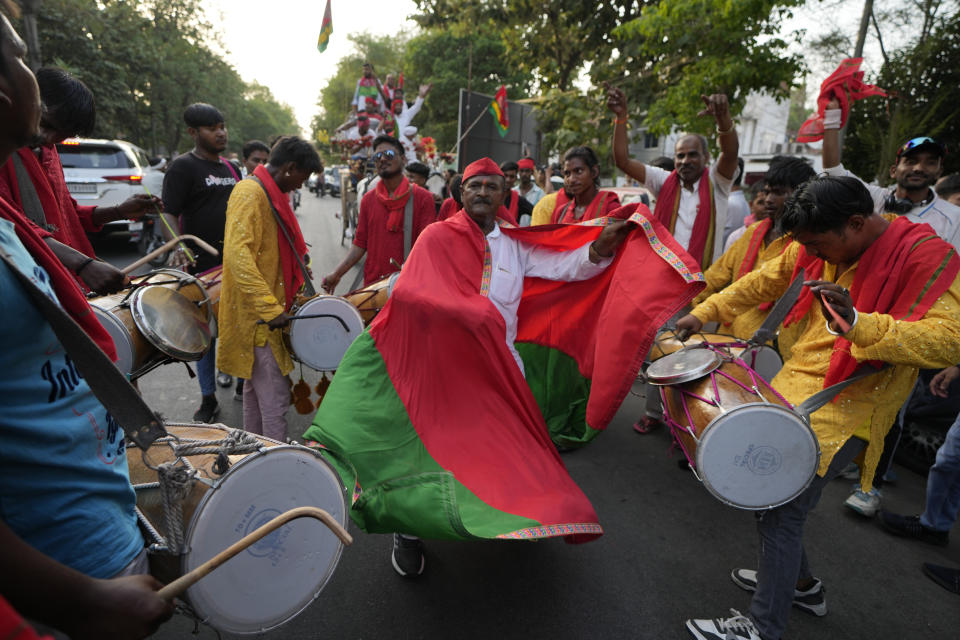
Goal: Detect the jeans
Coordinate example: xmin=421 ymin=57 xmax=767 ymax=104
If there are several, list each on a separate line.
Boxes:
xmin=243 ymin=344 xmax=290 ymax=442
xmin=920 ymin=413 xmax=960 ymax=532
xmin=750 ymin=437 xmax=866 ymax=640
xmin=197 ymin=337 xmax=217 ymax=397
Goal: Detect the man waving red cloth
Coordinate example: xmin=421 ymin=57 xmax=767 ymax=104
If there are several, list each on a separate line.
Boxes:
xmin=304 ymin=157 xmax=704 ymax=577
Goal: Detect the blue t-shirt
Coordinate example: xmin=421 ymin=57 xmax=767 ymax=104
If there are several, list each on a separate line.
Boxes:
xmin=0 ymin=218 xmax=142 ymax=579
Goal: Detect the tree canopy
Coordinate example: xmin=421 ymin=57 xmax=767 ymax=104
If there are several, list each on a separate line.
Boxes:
xmin=15 ymin=0 xmax=299 ymax=157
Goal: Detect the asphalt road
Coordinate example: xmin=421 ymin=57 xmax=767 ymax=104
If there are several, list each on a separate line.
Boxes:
xmin=92 ymin=192 xmax=960 ymax=640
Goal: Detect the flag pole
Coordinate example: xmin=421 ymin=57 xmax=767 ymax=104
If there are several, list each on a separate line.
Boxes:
xmin=447 ymin=107 xmax=488 ymax=156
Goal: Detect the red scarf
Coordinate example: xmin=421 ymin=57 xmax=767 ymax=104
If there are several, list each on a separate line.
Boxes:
xmin=653 ymin=168 xmax=716 ymax=269
xmin=796 ymin=58 xmax=887 ymax=143
xmin=253 ymin=165 xmax=306 ymax=310
xmin=375 ymin=176 xmax=412 ymax=232
xmin=738 ymin=218 xmax=772 ymax=279
xmin=0 ymin=196 xmax=117 ymax=361
xmin=785 ymin=217 xmax=959 ymax=388
xmin=507 ymin=188 xmax=519 ymax=222
xmin=550 ymin=189 xmax=622 ymax=224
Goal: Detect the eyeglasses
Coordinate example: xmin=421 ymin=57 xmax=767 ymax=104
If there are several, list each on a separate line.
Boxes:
xmin=374 ymin=149 xmax=397 ymax=161
xmin=898 ymin=137 xmax=946 ymax=158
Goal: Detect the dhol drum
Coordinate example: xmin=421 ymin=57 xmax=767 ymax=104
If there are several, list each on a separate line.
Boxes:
xmin=195 ymin=264 xmax=223 ymax=329
xmin=88 ymin=268 xmax=214 ymax=378
xmin=646 ymin=346 xmax=820 ymax=510
xmin=127 ymin=424 xmax=348 ymax=635
xmin=286 ymin=295 xmax=365 ymax=371
xmin=343 ymin=272 xmax=400 ymax=325
xmin=649 ymin=331 xmax=783 ymax=382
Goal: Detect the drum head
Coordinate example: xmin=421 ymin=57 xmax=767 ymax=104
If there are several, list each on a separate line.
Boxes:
xmin=90 ymin=305 xmax=134 ymax=375
xmin=646 ymin=347 xmax=722 ymax=385
xmin=696 ymin=404 xmax=820 ymax=510
xmin=183 ymin=446 xmax=348 ymax=634
xmin=289 ymin=296 xmax=364 ymax=371
xmin=130 ymin=285 xmax=212 ymax=361
xmin=736 ymin=345 xmax=783 ymax=383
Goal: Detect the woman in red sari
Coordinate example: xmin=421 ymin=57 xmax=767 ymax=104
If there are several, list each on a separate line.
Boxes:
xmin=531 ymin=146 xmax=623 ymax=225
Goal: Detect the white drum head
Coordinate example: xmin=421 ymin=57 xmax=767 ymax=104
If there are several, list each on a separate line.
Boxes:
xmin=736 ymin=345 xmax=783 ymax=383
xmin=89 ymin=305 xmax=134 ymax=375
xmin=696 ymin=404 xmax=820 ymax=510
xmin=289 ymin=296 xmax=364 ymax=371
xmin=183 ymin=446 xmax=348 ymax=634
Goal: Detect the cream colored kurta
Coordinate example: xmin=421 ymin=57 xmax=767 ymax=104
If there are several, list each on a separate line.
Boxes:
xmin=691 ymin=240 xmax=960 ymax=491
xmin=216 ymin=180 xmax=294 ymax=379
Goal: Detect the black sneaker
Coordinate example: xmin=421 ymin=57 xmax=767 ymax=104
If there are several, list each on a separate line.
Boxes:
xmin=391 ymin=533 xmax=425 ymax=577
xmin=216 ymin=371 xmax=233 ymax=388
xmin=922 ymin=563 xmax=960 ymax=595
xmin=192 ymin=395 xmax=220 ymax=423
xmin=879 ymin=511 xmax=949 ymax=546
xmin=234 ymin=378 xmax=244 ymax=401
xmin=730 ymin=568 xmax=826 ymax=616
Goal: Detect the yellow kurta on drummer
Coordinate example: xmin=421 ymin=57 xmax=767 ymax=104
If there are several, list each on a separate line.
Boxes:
xmin=691 ymin=240 xmax=960 ymax=492
xmin=216 ymin=179 xmax=294 ymax=379
xmin=692 ymin=221 xmax=803 ymax=353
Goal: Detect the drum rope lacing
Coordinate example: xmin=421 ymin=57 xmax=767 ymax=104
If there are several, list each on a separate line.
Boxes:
xmin=149 ymin=428 xmax=264 ymax=554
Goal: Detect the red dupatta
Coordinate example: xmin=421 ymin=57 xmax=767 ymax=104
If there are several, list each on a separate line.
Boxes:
xmin=252 ymin=165 xmax=306 ymax=310
xmin=653 ymin=168 xmax=716 ymax=269
xmin=550 ymin=189 xmax=622 ymax=224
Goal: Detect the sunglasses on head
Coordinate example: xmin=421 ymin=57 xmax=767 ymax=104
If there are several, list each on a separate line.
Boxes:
xmin=374 ymin=149 xmax=397 ymax=161
xmin=898 ymin=137 xmax=946 ymax=157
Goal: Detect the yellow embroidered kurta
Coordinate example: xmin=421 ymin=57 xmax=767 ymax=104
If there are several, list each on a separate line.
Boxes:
xmin=216 ymin=180 xmax=294 ymax=379
xmin=691 ymin=240 xmax=960 ymax=491
xmin=531 ymin=192 xmax=559 ymax=226
xmin=692 ymin=221 xmax=802 ymax=351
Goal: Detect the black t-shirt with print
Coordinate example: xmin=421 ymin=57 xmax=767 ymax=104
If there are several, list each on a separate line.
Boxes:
xmin=161 ymin=152 xmax=240 ymax=273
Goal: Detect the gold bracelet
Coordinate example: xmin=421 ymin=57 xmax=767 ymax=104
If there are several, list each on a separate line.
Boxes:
xmin=716 ymin=123 xmax=735 ymax=135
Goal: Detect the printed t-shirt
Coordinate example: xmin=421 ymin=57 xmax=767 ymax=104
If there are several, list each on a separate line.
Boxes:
xmin=0 ymin=217 xmax=142 ymax=579
xmin=162 ymin=152 xmax=240 ymax=273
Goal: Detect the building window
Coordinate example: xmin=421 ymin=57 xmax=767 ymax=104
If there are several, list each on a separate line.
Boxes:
xmin=643 ymin=132 xmax=659 ymax=149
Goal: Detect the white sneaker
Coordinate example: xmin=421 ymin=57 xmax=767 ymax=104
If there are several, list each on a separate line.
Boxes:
xmin=844 ymin=484 xmax=881 ymax=517
xmin=838 ymin=462 xmax=860 ymax=480
xmin=686 ymin=609 xmax=761 ymax=640
xmin=730 ymin=568 xmax=827 ymax=616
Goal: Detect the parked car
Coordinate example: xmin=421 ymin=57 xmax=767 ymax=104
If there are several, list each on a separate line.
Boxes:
xmin=324 ymin=166 xmax=341 ymax=198
xmin=57 ymin=138 xmax=166 ymax=245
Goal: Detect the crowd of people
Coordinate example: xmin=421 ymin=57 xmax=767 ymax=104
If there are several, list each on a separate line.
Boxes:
xmin=0 ymin=8 xmax=959 ymax=640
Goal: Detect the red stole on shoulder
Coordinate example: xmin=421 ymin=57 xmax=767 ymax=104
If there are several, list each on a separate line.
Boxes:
xmin=738 ymin=218 xmax=772 ymax=279
xmin=653 ymin=168 xmax=716 ymax=269
xmin=252 ymin=165 xmax=306 ymax=310
xmin=786 ymin=217 xmax=959 ymax=388
xmin=550 ymin=189 xmax=622 ymax=224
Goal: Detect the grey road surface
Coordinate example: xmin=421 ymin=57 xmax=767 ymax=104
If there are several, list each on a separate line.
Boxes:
xmin=93 ymin=193 xmax=960 ymax=640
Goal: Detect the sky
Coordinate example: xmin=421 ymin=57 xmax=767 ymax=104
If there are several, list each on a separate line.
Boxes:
xmin=207 ymin=0 xmax=420 ymax=133
xmin=206 ymin=0 xmax=892 ymax=134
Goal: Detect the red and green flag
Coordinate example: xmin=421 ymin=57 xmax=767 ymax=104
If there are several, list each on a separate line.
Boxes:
xmin=489 ymin=85 xmax=509 ymax=137
xmin=317 ymin=0 xmax=333 ymax=53
xmin=303 ymin=206 xmax=704 ymax=542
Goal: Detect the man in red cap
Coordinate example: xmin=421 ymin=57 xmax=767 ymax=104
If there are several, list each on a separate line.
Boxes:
xmin=516 ymin=157 xmax=545 ymax=206
xmin=499 ymin=160 xmax=533 ymax=226
xmin=322 ymin=134 xmax=436 ymax=293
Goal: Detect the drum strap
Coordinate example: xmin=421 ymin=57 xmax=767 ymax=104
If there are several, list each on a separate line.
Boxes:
xmin=251 ymin=177 xmax=317 ymax=298
xmin=0 ymin=249 xmax=167 ymax=449
xmin=794 ymin=363 xmax=890 ymax=419
xmin=11 ymin=154 xmax=54 ymax=231
xmin=402 ymin=194 xmax=414 ymax=261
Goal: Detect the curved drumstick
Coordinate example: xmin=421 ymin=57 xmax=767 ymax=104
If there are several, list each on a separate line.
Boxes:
xmin=157 ymin=506 xmax=352 ymax=601
xmin=121 ymin=235 xmax=220 ymax=274
xmin=820 ymin=292 xmax=852 ymax=333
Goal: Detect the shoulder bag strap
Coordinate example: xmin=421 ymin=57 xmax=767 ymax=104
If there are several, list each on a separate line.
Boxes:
xmin=11 ymin=154 xmax=52 ymax=230
xmin=403 ymin=192 xmax=414 ymax=260
xmin=0 ymin=249 xmax=166 ymax=449
xmin=794 ymin=363 xmax=890 ymax=419
xmin=250 ymin=176 xmax=316 ymax=297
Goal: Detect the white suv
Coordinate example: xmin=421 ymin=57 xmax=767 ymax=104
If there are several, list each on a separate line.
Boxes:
xmin=57 ymin=138 xmax=165 ymax=240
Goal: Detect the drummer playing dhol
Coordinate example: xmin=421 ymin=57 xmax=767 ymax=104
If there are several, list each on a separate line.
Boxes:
xmin=676 ymin=176 xmax=960 ymax=640
xmin=321 ymin=134 xmax=436 ymax=293
xmin=216 ymin=137 xmax=322 ymax=443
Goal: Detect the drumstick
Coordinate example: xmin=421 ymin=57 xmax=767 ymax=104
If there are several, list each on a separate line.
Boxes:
xmin=820 ymin=292 xmax=852 ymax=333
xmin=121 ymin=235 xmax=220 ymax=274
xmin=157 ymin=506 xmax=352 ymax=601
xmin=142 ymin=185 xmax=196 ymax=263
